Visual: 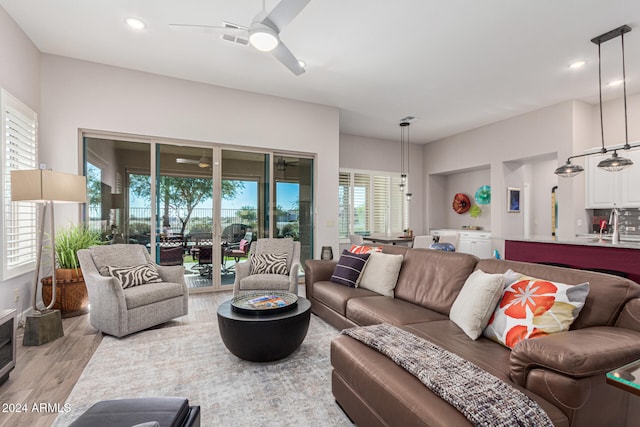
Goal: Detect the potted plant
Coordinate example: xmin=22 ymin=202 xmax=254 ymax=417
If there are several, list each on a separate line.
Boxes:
xmin=42 ymin=224 xmax=103 ymax=317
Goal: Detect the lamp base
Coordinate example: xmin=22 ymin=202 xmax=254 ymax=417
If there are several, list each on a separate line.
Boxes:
xmin=23 ymin=309 xmax=64 ymax=346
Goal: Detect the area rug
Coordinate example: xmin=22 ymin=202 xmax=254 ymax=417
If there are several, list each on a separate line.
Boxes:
xmin=54 ymin=316 xmax=351 ymax=426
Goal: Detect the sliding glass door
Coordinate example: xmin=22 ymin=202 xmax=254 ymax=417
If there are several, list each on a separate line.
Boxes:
xmin=84 ymin=135 xmax=315 ymax=293
xmin=157 ymin=144 xmax=215 ymax=291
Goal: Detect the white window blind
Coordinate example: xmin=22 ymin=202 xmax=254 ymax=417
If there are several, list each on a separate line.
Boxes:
xmin=1 ymin=89 xmax=38 ymax=280
xmin=353 ymin=173 xmax=370 ymax=235
xmin=339 ymin=169 xmax=407 ymax=239
xmin=338 ymin=172 xmax=350 ymax=238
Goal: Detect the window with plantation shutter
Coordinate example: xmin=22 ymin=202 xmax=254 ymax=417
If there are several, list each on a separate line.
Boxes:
xmin=339 ymin=169 xmax=407 ymax=239
xmin=338 ymin=172 xmax=350 ymax=238
xmin=353 ymin=173 xmax=370 ymax=235
xmin=1 ymin=89 xmax=38 ymax=280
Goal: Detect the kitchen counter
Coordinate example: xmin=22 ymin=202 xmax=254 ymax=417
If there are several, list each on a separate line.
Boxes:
xmin=504 ymin=238 xmax=640 ymax=284
xmin=504 ymin=235 xmax=640 ymax=250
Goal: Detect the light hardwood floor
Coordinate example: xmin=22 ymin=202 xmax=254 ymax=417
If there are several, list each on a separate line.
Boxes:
xmin=0 ymin=291 xmax=234 ymax=427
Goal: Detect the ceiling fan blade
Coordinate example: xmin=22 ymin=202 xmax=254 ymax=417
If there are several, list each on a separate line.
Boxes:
xmin=264 ymin=0 xmax=311 ymax=32
xmin=169 ymin=23 xmax=247 ymax=36
xmin=176 ymin=158 xmax=200 ymax=164
xmin=272 ymin=42 xmax=305 ymax=75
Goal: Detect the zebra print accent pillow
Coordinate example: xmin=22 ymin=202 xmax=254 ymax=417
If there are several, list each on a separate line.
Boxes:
xmin=107 ymin=263 xmax=163 ymax=288
xmin=250 ymin=253 xmax=289 ymax=275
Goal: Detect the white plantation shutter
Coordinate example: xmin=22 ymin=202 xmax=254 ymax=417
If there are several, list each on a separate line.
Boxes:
xmin=353 ymin=173 xmax=370 ymax=235
xmin=338 ymin=172 xmax=350 ymax=238
xmin=339 ymin=170 xmax=407 ymax=238
xmin=1 ymin=89 xmax=38 ymax=279
xmin=390 ymin=175 xmax=406 ymax=232
xmin=372 ymin=175 xmax=389 ymax=233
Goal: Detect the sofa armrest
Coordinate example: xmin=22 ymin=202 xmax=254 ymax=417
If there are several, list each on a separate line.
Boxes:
xmin=510 ymin=326 xmax=640 ymax=386
xmin=304 ymin=259 xmax=338 ymax=300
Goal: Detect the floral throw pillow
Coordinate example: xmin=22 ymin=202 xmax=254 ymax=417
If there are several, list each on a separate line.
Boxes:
xmin=349 ymin=244 xmax=383 ymax=254
xmin=483 ymin=276 xmax=589 ymax=349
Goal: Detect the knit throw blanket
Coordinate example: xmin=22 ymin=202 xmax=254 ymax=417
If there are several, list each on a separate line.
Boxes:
xmin=342 ymin=324 xmax=554 ymax=427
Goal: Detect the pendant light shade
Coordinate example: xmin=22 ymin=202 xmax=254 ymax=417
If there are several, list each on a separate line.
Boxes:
xmin=597 ymin=151 xmax=634 ymax=172
xmin=554 ymin=160 xmax=585 ymax=177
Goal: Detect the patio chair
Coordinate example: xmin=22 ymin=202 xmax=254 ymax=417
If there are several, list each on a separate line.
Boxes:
xmin=233 ymin=238 xmax=300 ymax=296
xmin=196 ymin=245 xmax=213 ymax=278
xmin=159 ymin=245 xmax=185 ymax=266
xmin=77 ymin=244 xmax=188 ymax=337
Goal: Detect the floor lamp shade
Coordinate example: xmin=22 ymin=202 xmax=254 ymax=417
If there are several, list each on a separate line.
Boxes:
xmin=10 ymin=169 xmax=87 ymax=203
xmin=9 ymin=169 xmax=86 ymax=346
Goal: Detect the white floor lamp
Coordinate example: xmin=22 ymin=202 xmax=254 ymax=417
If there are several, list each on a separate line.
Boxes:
xmin=10 ymin=169 xmax=87 ymax=346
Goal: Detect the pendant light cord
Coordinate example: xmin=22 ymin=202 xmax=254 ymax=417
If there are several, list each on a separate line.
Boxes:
xmin=622 ymin=31 xmax=630 ymax=150
xmin=598 ymin=42 xmax=606 ymax=154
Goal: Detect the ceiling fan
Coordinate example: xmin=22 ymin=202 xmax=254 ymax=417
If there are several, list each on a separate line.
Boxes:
xmin=176 ymin=155 xmax=211 ymax=168
xmin=169 ymin=0 xmax=310 ymax=76
xmin=275 ymin=156 xmax=298 ymax=171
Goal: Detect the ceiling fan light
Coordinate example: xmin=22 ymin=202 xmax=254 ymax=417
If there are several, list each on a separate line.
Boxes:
xmin=554 ymin=160 xmax=584 ymax=177
xmin=249 ymin=26 xmax=279 ymax=52
xmin=198 ymin=157 xmax=211 ymax=168
xmin=597 ymin=152 xmax=633 ymax=172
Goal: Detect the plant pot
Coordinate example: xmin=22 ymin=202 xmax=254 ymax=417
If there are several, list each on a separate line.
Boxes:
xmin=41 ymin=268 xmax=89 ymax=318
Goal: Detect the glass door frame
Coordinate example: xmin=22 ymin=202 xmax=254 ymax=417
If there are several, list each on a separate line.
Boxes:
xmin=81 ymin=130 xmax=317 ymax=293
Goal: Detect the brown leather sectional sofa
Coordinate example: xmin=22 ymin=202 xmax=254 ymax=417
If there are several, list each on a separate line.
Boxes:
xmin=304 ymin=246 xmax=640 ymax=426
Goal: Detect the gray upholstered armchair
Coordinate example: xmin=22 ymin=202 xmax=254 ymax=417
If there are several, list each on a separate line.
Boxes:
xmin=77 ymin=244 xmax=188 ymax=337
xmin=233 ymin=238 xmax=300 ymax=296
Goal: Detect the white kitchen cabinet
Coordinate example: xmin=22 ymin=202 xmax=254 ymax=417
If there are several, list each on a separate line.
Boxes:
xmin=585 ymin=148 xmax=640 ymax=208
xmin=457 ymin=231 xmax=492 ymax=258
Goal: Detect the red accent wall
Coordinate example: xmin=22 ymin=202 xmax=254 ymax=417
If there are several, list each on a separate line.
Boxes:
xmin=505 ymin=240 xmax=640 ymax=284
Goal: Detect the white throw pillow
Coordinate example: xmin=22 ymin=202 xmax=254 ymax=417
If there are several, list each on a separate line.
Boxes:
xmin=357 ymin=252 xmax=403 ymax=298
xmin=449 ymin=269 xmax=505 ymax=340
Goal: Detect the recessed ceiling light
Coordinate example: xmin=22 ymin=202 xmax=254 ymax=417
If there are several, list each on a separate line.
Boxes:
xmin=569 ymin=60 xmax=586 ymax=69
xmin=608 ymin=79 xmax=624 ymax=86
xmin=126 ymin=18 xmax=146 ymax=30
xmin=298 ymin=60 xmax=306 ymax=68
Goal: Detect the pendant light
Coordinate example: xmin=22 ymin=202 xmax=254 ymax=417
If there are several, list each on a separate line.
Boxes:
xmin=555 ymin=25 xmax=639 ymax=177
xmin=595 ymin=26 xmax=633 ymax=171
xmin=404 ymin=122 xmax=412 ymax=202
xmin=399 ymin=122 xmax=408 ymax=191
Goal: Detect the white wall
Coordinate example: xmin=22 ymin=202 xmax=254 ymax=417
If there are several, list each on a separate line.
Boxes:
xmin=430 ymin=168 xmax=491 ymax=231
xmin=339 ymin=134 xmax=424 ymax=234
xmin=40 ymin=55 xmax=340 ymax=261
xmin=423 ymin=101 xmax=577 ymax=254
xmin=0 ymin=7 xmax=41 ymax=313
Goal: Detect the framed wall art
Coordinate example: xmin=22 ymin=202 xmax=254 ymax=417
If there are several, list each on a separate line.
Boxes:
xmin=507 ymin=187 xmax=521 ymax=213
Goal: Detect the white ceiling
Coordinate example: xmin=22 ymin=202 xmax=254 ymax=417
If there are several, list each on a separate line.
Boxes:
xmin=2 ymin=0 xmax=640 ymax=143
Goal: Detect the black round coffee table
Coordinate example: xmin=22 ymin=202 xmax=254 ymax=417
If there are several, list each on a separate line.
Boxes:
xmin=217 ymin=295 xmax=311 ymax=362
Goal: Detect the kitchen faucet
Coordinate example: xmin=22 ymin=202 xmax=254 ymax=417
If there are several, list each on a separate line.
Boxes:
xmin=609 ymin=207 xmax=620 ymax=245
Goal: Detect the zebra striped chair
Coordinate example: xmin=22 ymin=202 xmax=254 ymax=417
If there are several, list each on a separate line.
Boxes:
xmin=78 ymin=244 xmax=188 ymax=337
xmin=233 ymin=238 xmax=300 ymax=296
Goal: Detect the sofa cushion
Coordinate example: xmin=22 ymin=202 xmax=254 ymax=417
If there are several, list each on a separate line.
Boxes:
xmin=404 ymin=320 xmax=513 ymax=382
xmin=330 ymin=250 xmax=370 ymax=287
xmin=483 ymin=276 xmax=589 ymax=349
xmin=124 ymin=282 xmax=185 ymax=309
xmin=393 ymin=250 xmax=478 ymax=314
xmin=107 ymin=263 xmax=163 ymax=289
xmin=313 ymin=281 xmax=377 ymax=316
xmin=239 ymin=273 xmax=290 ymax=291
xmin=449 ymin=269 xmax=505 ymax=340
xmin=358 ymin=252 xmax=403 ymax=298
xmin=347 ymin=296 xmax=447 ymax=326
xmin=250 ymin=253 xmax=289 ymax=275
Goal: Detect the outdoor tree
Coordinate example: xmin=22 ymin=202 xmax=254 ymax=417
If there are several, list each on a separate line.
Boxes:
xmin=129 ymin=175 xmax=244 ymax=236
